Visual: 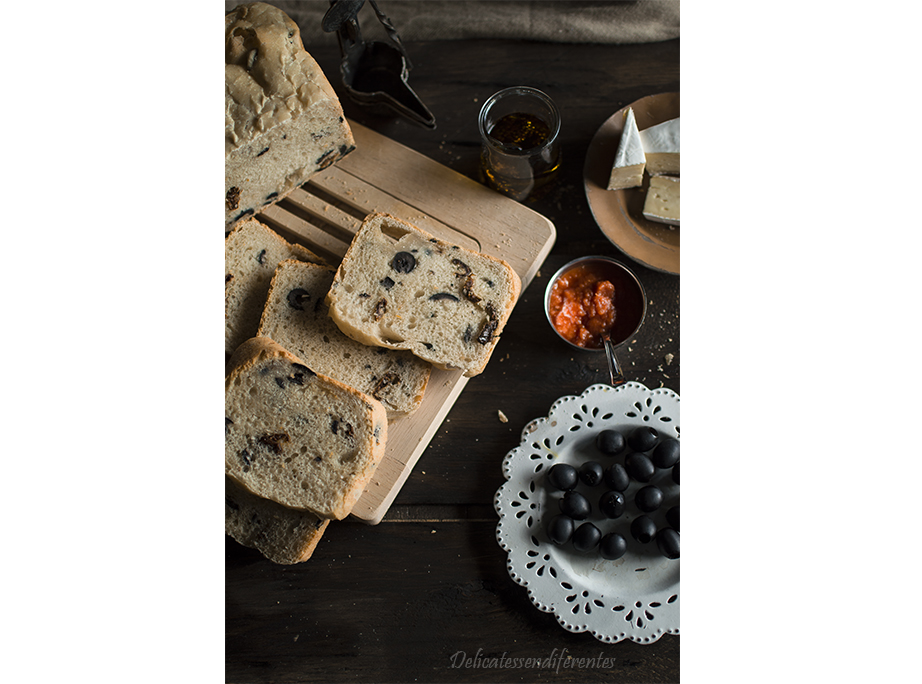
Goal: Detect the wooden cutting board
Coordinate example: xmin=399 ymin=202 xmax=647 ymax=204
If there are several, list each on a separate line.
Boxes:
xmin=257 ymin=121 xmax=556 ymax=524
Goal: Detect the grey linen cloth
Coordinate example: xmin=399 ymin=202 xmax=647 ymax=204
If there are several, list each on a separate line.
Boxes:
xmin=224 ymin=1 xmax=680 ymax=44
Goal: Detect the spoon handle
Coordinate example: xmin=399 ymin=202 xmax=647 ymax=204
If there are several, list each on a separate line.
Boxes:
xmin=603 ymin=336 xmax=625 ymax=387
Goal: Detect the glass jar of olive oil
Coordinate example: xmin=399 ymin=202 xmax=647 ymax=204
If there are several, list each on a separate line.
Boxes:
xmin=478 ymin=86 xmax=561 ymax=201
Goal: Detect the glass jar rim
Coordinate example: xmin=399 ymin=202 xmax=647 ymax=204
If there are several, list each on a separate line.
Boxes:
xmin=478 ymin=86 xmax=561 ymax=149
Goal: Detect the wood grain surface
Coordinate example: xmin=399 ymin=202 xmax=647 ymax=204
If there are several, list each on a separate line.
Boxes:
xmin=227 ymin=35 xmax=680 ymax=684
xmin=259 ymin=121 xmax=555 ymax=524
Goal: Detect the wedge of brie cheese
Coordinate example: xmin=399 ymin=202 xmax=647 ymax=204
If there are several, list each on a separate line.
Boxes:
xmin=606 ymin=107 xmax=645 ymax=191
xmin=642 ymin=175 xmax=679 ymax=226
xmin=639 ymin=117 xmax=680 ymax=176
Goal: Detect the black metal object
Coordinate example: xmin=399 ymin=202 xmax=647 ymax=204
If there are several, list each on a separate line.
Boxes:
xmin=322 ymin=0 xmax=436 ymax=129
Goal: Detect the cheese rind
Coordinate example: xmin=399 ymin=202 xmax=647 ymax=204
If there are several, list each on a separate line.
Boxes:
xmin=639 ymin=117 xmax=680 ymax=176
xmin=607 ymin=107 xmax=645 ymax=191
xmin=642 ymin=175 xmax=680 ymax=226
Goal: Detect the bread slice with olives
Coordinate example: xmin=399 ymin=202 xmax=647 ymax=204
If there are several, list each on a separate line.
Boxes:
xmin=225 ymin=218 xmax=324 ymax=364
xmin=225 ymin=337 xmax=387 ymax=520
xmin=225 ymin=475 xmax=329 ymax=564
xmin=325 ymin=213 xmax=521 ymax=377
xmin=258 ymin=259 xmax=431 ymax=415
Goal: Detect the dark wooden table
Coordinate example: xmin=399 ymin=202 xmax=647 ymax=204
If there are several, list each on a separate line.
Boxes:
xmin=227 ymin=35 xmax=680 ymax=683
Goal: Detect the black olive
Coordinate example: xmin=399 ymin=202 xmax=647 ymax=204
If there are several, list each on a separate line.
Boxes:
xmin=547 ymin=463 xmax=578 ymax=491
xmin=630 ymin=515 xmax=657 ymax=543
xmin=559 ymin=490 xmax=591 ymax=520
xmin=666 ymin=505 xmax=679 ymax=532
xmin=572 ymin=522 xmax=602 ymax=552
xmin=451 ymin=258 xmax=471 ymax=277
xmin=477 ymin=303 xmax=500 ymax=345
xmin=596 ymin=429 xmax=626 ymax=455
xmin=672 ymin=461 xmax=679 ymax=485
xmin=390 ymin=251 xmax=417 ymax=274
xmin=291 ymin=363 xmax=317 ymax=376
xmin=289 ymin=363 xmax=314 ymax=383
xmin=461 ymin=274 xmax=481 ymax=303
xmin=599 ymin=532 xmax=628 ymax=560
xmin=380 ymin=276 xmax=395 ymax=290
xmin=628 ymin=426 xmax=659 ymax=452
xmin=579 ymin=461 xmax=604 ymax=487
xmin=656 ymin=528 xmax=680 ymax=560
xmin=373 ymin=297 xmax=387 ymax=320
xmin=258 ymin=433 xmax=289 ymax=454
xmin=603 ymin=463 xmax=631 ymax=492
xmin=625 ymin=453 xmax=655 ymax=483
xmin=652 ymin=438 xmax=680 ymax=468
xmin=635 ymin=485 xmax=664 ymax=513
xmin=287 ymin=288 xmax=311 ymax=310
xmin=598 ymin=490 xmax=626 ymax=519
xmin=226 ymin=186 xmax=240 ymax=210
xmin=546 ymin=514 xmax=574 ymax=546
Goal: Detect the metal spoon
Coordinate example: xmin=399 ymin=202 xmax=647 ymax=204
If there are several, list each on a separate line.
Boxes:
xmin=602 ymin=333 xmax=625 ymax=387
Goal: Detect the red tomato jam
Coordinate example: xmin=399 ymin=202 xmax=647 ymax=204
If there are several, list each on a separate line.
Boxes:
xmin=548 ymin=263 xmax=618 ymax=349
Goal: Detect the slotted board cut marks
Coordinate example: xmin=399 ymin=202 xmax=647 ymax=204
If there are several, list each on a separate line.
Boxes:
xmin=257 ymin=121 xmax=556 ymax=524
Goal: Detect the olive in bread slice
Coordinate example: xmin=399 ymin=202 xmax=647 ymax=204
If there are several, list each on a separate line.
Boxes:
xmin=225 ymin=475 xmax=329 ymax=564
xmin=325 ymin=213 xmax=522 ymax=377
xmin=225 ymin=337 xmax=387 ymax=520
xmin=225 ymin=218 xmax=324 ymax=364
xmin=258 ymin=259 xmax=431 ymax=415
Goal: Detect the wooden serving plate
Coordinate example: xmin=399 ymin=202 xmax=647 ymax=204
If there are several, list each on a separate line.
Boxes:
xmin=584 ymin=92 xmax=680 ymax=275
xmin=257 ymin=121 xmax=557 ymax=524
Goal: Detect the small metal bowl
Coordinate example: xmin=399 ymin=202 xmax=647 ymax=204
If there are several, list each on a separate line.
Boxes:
xmin=545 ymin=256 xmax=646 ymax=384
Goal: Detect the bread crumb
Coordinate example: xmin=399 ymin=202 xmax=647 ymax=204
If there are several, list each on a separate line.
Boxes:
xmin=665 ymin=352 xmax=674 ymax=365
xmin=498 ymin=410 xmax=509 ymax=423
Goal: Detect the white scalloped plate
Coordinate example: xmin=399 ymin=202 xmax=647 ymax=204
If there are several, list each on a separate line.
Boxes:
xmin=494 ymin=383 xmax=679 ymax=644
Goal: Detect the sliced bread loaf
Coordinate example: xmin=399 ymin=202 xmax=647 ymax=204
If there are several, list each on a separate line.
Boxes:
xmin=225 ymin=218 xmax=323 ymax=363
xmin=325 ymin=213 xmax=522 ymax=377
xmin=225 ymin=337 xmax=387 ymax=520
xmin=258 ymin=259 xmax=431 ymax=415
xmin=225 ymin=475 xmax=329 ymax=564
xmin=225 ymin=2 xmax=355 ymax=230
